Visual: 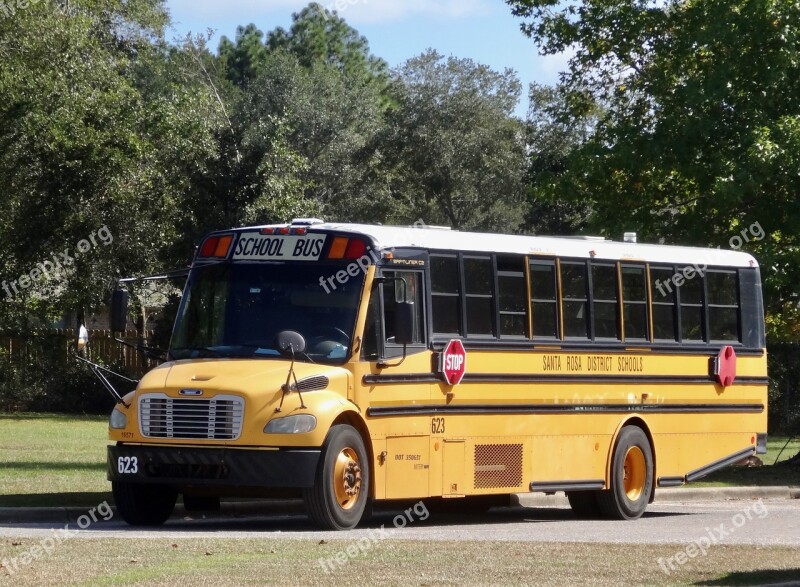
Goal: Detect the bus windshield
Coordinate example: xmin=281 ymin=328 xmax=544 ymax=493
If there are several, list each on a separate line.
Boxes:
xmin=170 ymin=262 xmax=364 ymax=363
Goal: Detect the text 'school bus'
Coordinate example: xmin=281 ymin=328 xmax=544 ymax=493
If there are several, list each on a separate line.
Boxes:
xmin=107 ymin=219 xmax=767 ymax=529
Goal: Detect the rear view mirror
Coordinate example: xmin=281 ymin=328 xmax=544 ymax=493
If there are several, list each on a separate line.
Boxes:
xmin=110 ymin=290 xmax=129 ymax=333
xmin=393 ymin=302 xmax=415 ymax=345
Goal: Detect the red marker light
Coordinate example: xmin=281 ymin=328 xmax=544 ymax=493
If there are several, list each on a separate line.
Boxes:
xmin=294 ymin=227 xmax=308 ymax=236
xmin=278 ymin=226 xmax=291 ymax=235
xmin=200 ymin=237 xmax=219 ymax=257
xmin=345 ymin=239 xmax=367 ymax=259
xmin=260 ymin=227 xmax=276 ymax=235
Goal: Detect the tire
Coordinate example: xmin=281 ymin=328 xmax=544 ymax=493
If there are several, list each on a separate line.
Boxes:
xmin=566 ymin=491 xmax=602 ymax=519
xmin=303 ymin=425 xmax=370 ymax=530
xmin=597 ymin=426 xmax=654 ymax=520
xmin=112 ymin=481 xmax=177 ymax=526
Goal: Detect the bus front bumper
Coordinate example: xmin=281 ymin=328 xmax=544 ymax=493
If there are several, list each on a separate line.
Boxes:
xmin=107 ymin=444 xmax=320 ymax=488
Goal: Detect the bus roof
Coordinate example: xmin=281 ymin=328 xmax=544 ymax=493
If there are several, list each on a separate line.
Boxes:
xmin=247 ymin=222 xmax=759 ymax=269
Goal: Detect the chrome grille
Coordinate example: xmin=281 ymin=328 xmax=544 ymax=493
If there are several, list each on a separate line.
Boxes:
xmin=138 ymin=394 xmax=244 ymax=440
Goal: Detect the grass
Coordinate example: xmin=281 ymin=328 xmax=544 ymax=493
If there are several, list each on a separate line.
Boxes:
xmin=0 ymin=413 xmax=797 ymax=507
xmin=0 ymin=539 xmax=798 ymax=586
xmin=0 ymin=413 xmax=110 ymax=507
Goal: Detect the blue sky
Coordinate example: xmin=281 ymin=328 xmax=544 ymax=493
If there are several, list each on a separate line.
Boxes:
xmin=164 ymin=0 xmax=572 ymax=118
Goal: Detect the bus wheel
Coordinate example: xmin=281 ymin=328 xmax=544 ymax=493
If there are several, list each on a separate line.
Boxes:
xmin=597 ymin=426 xmax=653 ymax=520
xmin=566 ymin=491 xmax=602 ymax=519
xmin=112 ymin=481 xmax=177 ymax=526
xmin=303 ymin=425 xmax=370 ymax=530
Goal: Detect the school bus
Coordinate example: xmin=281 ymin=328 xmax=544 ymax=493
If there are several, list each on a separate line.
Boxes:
xmin=106 ymin=219 xmax=768 ymax=529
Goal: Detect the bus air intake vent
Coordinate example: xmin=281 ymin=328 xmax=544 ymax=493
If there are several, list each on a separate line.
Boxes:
xmin=295 ymin=375 xmax=329 ymax=392
xmin=474 ymin=443 xmax=523 ymax=489
xmin=139 ymin=394 xmax=244 ymax=440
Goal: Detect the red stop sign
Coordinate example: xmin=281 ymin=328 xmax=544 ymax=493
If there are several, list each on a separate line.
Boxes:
xmin=440 ymin=339 xmax=467 ymax=385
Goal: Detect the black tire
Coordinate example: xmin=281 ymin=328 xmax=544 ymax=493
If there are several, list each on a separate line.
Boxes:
xmin=303 ymin=425 xmax=370 ymax=530
xmin=566 ymin=491 xmax=602 ymax=519
xmin=597 ymin=426 xmax=654 ymax=520
xmin=112 ymin=481 xmax=177 ymax=526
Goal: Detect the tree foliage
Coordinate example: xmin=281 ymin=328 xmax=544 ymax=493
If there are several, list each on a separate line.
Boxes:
xmin=509 ymin=0 xmax=800 ymax=338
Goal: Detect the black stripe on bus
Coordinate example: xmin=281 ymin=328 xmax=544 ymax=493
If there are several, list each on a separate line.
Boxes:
xmin=363 ymin=373 xmax=770 ymax=386
xmin=657 ymin=476 xmax=686 ymax=488
xmin=431 ymin=341 xmax=765 ymax=357
xmin=366 ymin=403 xmax=764 ymax=417
xmin=529 ymin=480 xmax=605 ymax=492
xmin=686 ymin=447 xmax=756 ymax=482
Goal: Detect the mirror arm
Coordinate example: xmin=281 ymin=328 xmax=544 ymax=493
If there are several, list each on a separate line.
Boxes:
xmin=377 ymin=344 xmax=407 ymax=369
xmin=73 ymin=354 xmax=134 ymax=407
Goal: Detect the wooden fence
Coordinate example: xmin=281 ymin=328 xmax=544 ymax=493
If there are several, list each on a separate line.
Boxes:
xmin=0 ymin=329 xmax=158 ymax=377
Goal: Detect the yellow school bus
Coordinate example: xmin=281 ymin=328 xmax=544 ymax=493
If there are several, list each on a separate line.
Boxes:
xmin=107 ymin=220 xmax=768 ymax=529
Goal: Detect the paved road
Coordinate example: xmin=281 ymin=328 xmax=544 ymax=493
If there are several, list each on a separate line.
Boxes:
xmin=0 ymin=498 xmax=797 ymax=546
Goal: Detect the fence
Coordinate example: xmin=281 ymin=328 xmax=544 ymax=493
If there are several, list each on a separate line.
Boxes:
xmin=0 ymin=329 xmax=158 ymax=378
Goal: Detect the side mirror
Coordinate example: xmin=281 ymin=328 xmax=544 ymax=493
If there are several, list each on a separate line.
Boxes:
xmin=393 ymin=302 xmax=415 ymax=345
xmin=110 ymin=290 xmax=129 ymax=333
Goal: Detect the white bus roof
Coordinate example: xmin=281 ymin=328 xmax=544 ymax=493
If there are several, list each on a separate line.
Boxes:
xmin=254 ymin=222 xmax=759 ymax=269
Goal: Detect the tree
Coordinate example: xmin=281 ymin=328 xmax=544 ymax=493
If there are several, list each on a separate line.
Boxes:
xmin=376 ymin=50 xmax=527 ymax=231
xmin=508 ymin=0 xmax=800 ymax=338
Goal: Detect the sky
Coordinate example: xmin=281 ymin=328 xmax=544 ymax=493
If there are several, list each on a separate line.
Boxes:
xmin=164 ymin=0 xmax=572 ymax=118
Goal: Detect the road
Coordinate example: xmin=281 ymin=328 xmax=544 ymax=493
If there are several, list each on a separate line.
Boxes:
xmin=1 ymin=498 xmax=798 ymax=546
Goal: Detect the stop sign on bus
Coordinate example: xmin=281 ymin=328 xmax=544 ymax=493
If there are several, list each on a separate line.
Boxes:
xmin=440 ymin=339 xmax=467 ymax=385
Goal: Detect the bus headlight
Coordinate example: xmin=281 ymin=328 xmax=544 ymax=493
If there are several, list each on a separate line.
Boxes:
xmin=109 ymin=408 xmax=127 ymax=430
xmin=264 ymin=414 xmax=317 ymax=434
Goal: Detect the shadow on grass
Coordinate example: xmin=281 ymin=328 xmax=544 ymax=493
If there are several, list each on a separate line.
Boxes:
xmin=696 ymin=462 xmax=800 ymax=487
xmin=696 ymin=568 xmax=800 ymax=586
xmin=0 ymin=492 xmax=113 ymax=508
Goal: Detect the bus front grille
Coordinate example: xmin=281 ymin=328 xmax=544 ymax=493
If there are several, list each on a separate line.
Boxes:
xmin=138 ymin=394 xmax=244 ymax=440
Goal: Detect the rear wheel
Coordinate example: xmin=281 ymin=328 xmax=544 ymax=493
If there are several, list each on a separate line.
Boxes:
xmin=566 ymin=491 xmax=602 ymax=519
xmin=597 ymin=426 xmax=653 ymax=520
xmin=303 ymin=425 xmax=370 ymax=530
xmin=112 ymin=481 xmax=177 ymax=526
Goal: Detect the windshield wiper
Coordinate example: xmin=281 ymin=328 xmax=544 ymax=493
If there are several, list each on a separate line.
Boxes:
xmin=171 ymin=346 xmax=224 ymax=359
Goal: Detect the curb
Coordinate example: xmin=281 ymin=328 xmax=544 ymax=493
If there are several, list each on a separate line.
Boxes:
xmin=1 ymin=487 xmax=795 ymax=524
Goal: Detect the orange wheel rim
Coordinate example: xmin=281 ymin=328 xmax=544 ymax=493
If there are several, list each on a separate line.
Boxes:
xmin=333 ymin=447 xmax=362 ymax=510
xmin=623 ymin=446 xmax=646 ymax=501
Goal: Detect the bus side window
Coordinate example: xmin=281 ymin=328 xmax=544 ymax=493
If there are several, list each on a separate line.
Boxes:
xmin=592 ymin=263 xmax=620 ymax=340
xmin=384 ymin=272 xmax=425 ymax=345
xmin=706 ymin=270 xmax=740 ymax=341
xmin=677 ymin=267 xmax=705 ymax=341
xmin=530 ymin=260 xmax=559 ymax=339
xmin=651 ymin=266 xmax=678 ymax=341
xmin=621 ymin=265 xmax=649 ymax=341
xmin=497 ymin=256 xmax=527 ymax=338
xmin=561 ymin=261 xmax=590 ymax=339
xmin=431 ymin=255 xmax=461 ymax=335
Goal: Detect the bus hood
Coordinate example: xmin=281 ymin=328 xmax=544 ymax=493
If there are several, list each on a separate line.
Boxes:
xmin=138 ymin=358 xmax=349 ymax=402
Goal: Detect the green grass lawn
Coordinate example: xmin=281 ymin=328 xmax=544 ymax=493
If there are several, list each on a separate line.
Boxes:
xmin=0 ymin=539 xmax=798 ymax=586
xmin=0 ymin=413 xmax=797 ymax=508
xmin=0 ymin=413 xmax=110 ymax=507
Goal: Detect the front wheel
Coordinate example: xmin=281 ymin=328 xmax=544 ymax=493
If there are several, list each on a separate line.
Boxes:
xmin=303 ymin=425 xmax=370 ymax=530
xmin=597 ymin=426 xmax=654 ymax=520
xmin=112 ymin=481 xmax=177 ymax=526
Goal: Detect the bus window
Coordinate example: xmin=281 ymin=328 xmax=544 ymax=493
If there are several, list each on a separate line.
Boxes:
xmin=497 ymin=256 xmax=527 ymax=338
xmin=530 ymin=260 xmax=559 ymax=339
xmin=622 ymin=265 xmax=648 ymax=341
xmin=431 ymin=255 xmax=461 ymax=335
xmin=592 ymin=263 xmax=620 ymax=340
xmin=464 ymin=256 xmax=495 ymax=336
xmin=561 ymin=261 xmax=590 ymax=339
xmin=384 ymin=271 xmax=425 ymax=345
xmin=707 ymin=270 xmax=740 ymax=341
xmin=678 ymin=268 xmax=705 ymax=341
xmin=650 ymin=266 xmax=678 ymax=341
xmin=362 ymin=286 xmax=381 ymax=361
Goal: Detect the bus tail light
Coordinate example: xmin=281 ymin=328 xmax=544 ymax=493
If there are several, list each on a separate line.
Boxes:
xmin=199 ymin=234 xmax=233 ymax=258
